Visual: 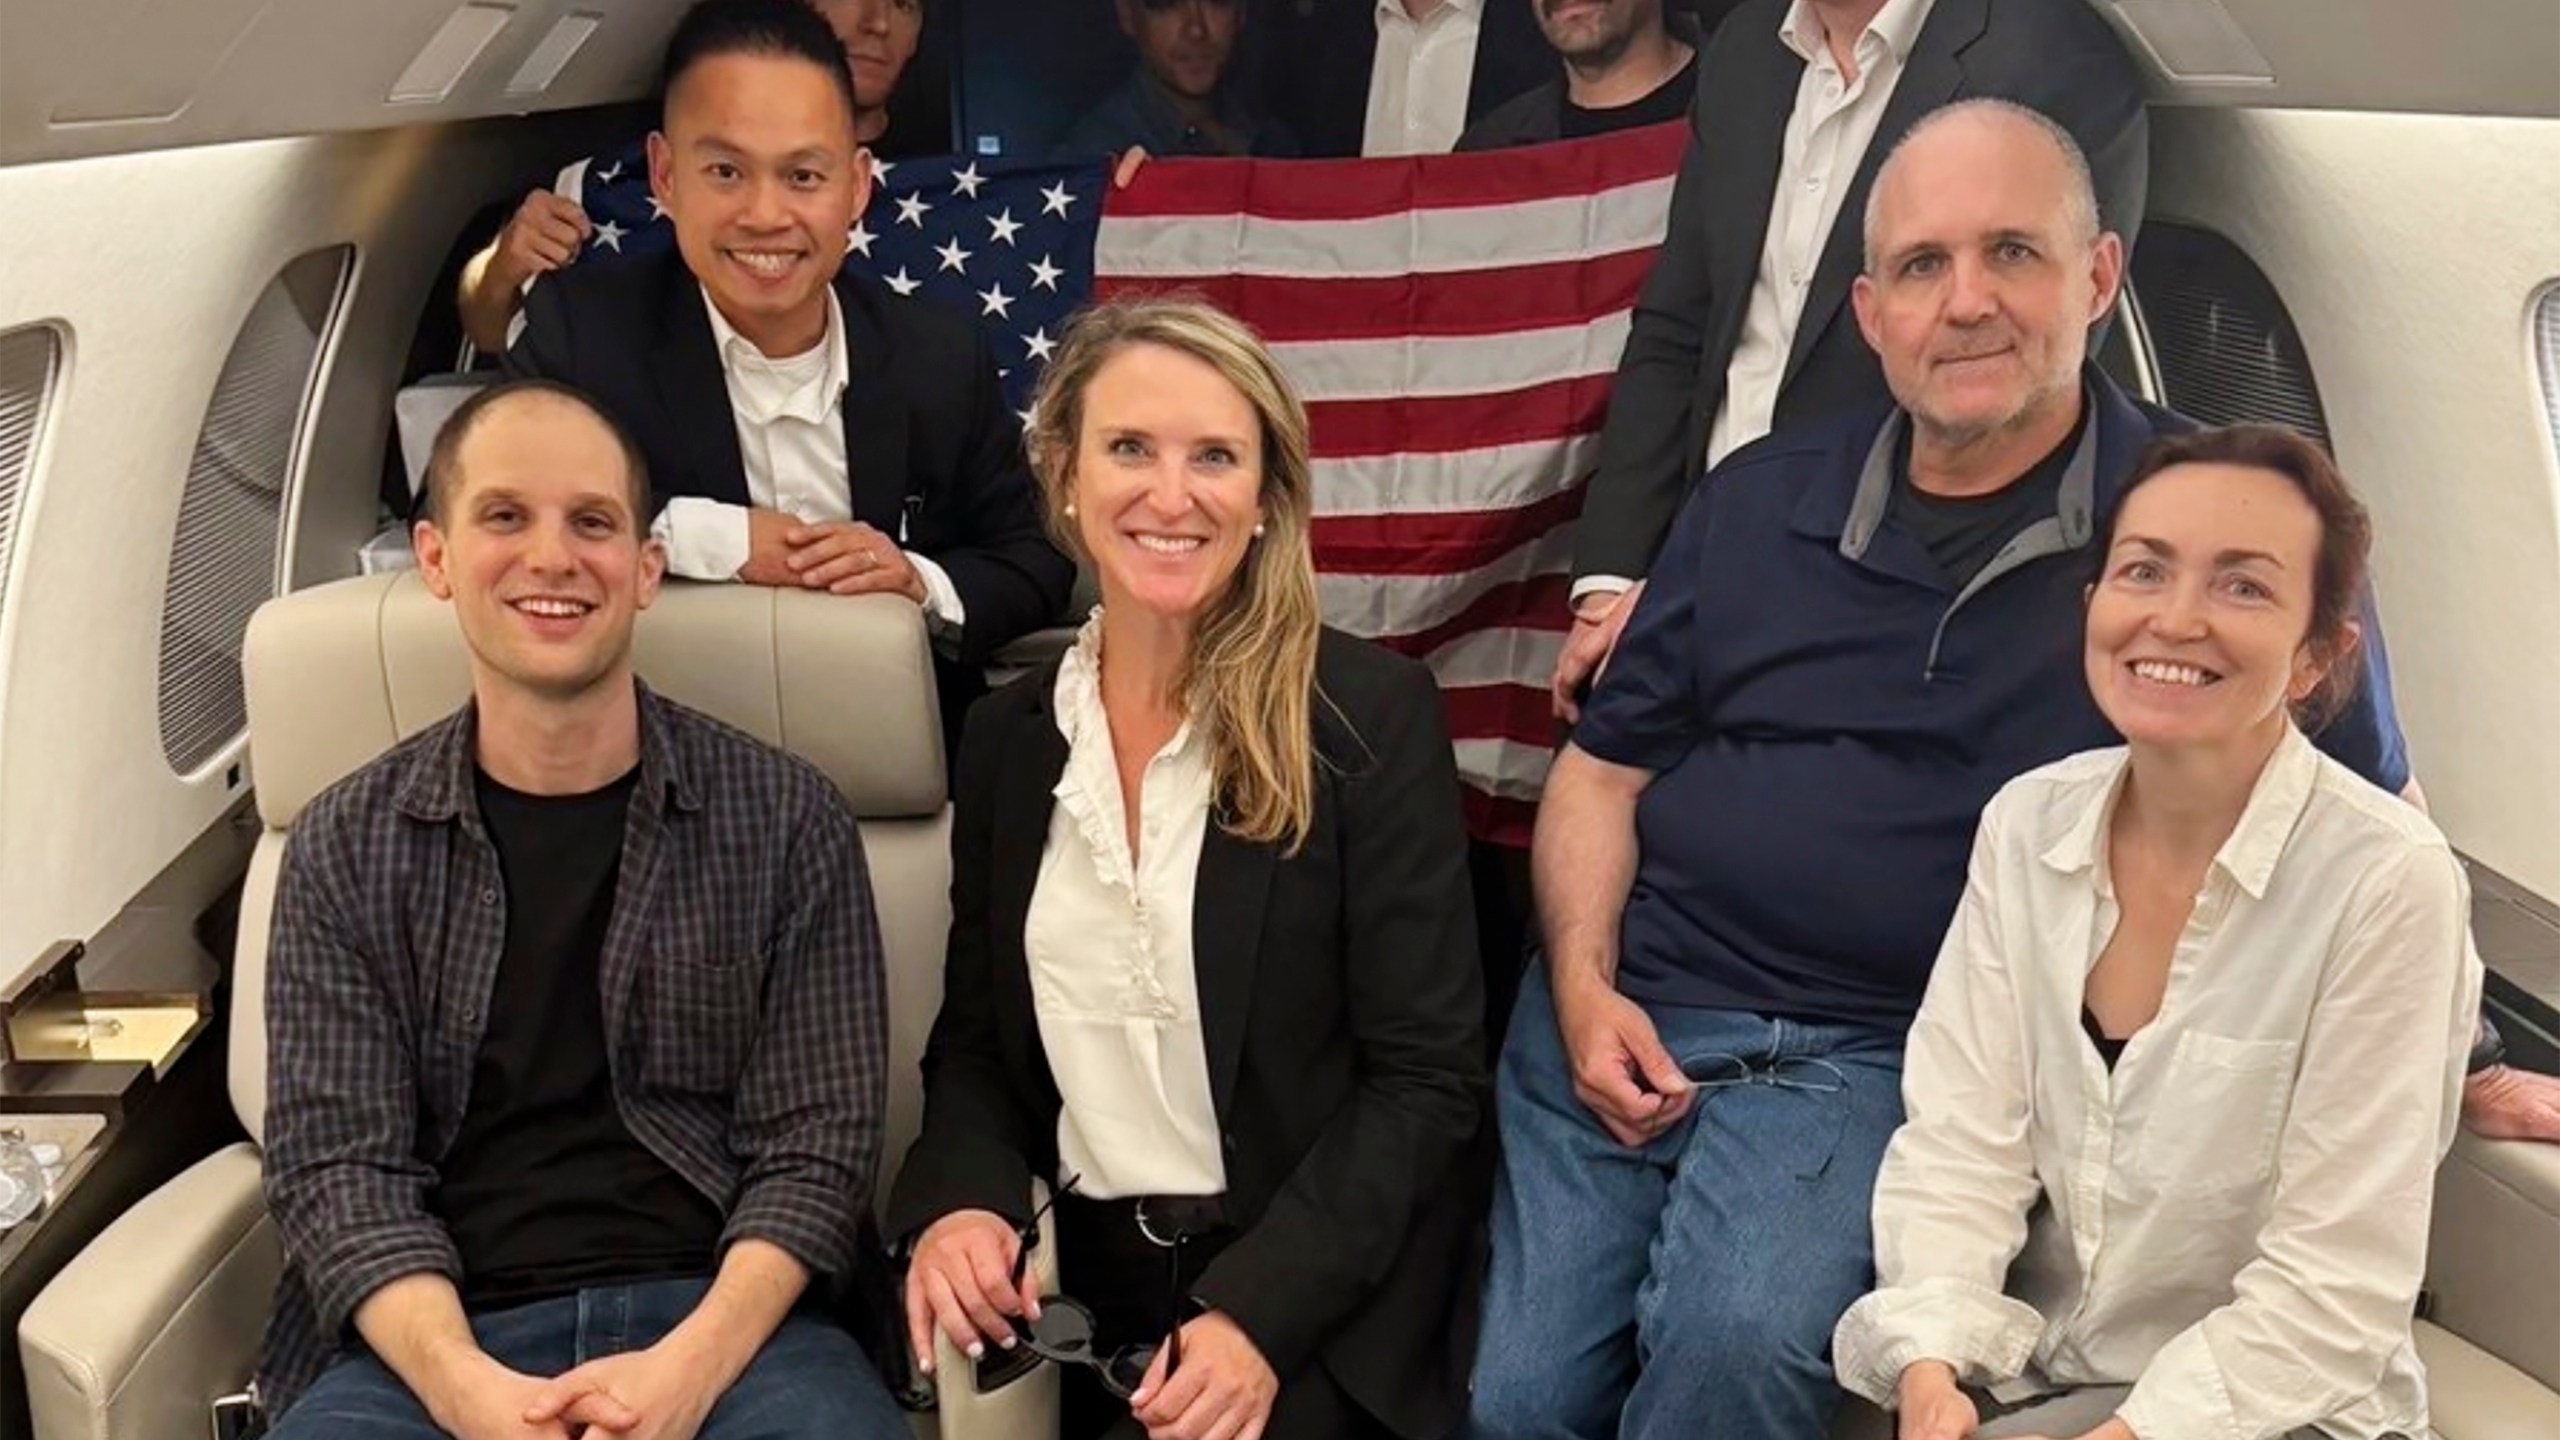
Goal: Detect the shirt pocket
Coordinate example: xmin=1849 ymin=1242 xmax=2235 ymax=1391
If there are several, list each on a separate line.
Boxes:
xmin=642 ymin=952 xmax=764 ymax=1094
xmin=2126 ymin=1030 xmax=2299 ymax=1198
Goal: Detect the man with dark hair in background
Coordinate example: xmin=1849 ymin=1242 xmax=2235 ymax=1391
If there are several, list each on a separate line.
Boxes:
xmin=507 ymin=0 xmax=1072 ymax=760
xmin=1059 ymin=0 xmax=1299 ymax=158
xmin=1456 ymin=0 xmax=1699 ymax=150
xmin=458 ymin=0 xmax=933 ymax=356
xmin=257 ymin=378 xmax=909 ymax=1438
xmin=1252 ymin=0 xmax=1555 ymax=157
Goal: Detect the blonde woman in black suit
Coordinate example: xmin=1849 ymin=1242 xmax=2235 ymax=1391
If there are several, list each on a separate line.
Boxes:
xmin=890 ymin=297 xmax=1489 ymax=1440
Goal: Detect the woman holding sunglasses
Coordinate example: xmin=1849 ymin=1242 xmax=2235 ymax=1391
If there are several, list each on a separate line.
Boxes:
xmin=888 ymin=297 xmax=1489 ymax=1440
xmin=1833 ymin=427 xmax=2481 ymax=1440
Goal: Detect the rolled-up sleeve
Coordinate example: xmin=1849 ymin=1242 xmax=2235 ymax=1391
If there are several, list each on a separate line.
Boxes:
xmin=2116 ymin=844 xmax=2478 ymax=1440
xmin=720 ymin=786 xmax=890 ymax=1277
xmin=1834 ymin=806 xmax=2049 ymax=1403
xmin=261 ymin=804 xmax=462 ymax=1339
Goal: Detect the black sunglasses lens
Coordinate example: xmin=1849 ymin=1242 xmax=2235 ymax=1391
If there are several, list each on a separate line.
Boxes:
xmin=971 ymin=1338 xmax=1043 ymax=1395
xmin=1021 ymin=1299 xmax=1098 ymax=1361
xmin=1101 ymin=1344 xmax=1157 ymax=1399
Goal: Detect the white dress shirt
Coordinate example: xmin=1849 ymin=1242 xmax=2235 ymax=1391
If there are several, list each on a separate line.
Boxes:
xmin=1023 ymin=615 xmax=1227 ymax=1200
xmin=1834 ymin=727 xmax=2481 ymax=1440
xmin=657 ymin=288 xmax=964 ymax=636
xmin=1364 ymin=0 xmax=1483 ymax=156
xmin=1574 ymin=0 xmax=1934 ymax=607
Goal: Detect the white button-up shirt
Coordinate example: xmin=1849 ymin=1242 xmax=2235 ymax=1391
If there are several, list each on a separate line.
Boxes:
xmin=657 ymin=288 xmax=964 ymax=635
xmin=1363 ymin=0 xmax=1483 ymax=156
xmin=1576 ymin=0 xmax=1934 ymax=607
xmin=1834 ymin=727 xmax=2481 ymax=1440
xmin=1023 ymin=615 xmax=1227 ymax=1200
xmin=1707 ymin=0 xmax=1934 ymax=468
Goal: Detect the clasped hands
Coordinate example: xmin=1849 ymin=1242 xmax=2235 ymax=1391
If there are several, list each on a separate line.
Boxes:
xmin=425 ymin=1333 xmax=728 ymax=1440
xmin=741 ymin=508 xmax=926 ymax=604
xmin=904 ymin=1208 xmax=1281 ymax=1440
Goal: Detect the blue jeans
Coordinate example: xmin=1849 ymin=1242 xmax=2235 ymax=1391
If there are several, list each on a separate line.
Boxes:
xmin=1469 ymin=964 xmax=1907 ymax=1440
xmin=268 ymin=1277 xmax=910 ymax=1439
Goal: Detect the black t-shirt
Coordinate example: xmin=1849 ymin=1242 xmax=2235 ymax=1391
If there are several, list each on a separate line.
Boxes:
xmin=1888 ymin=413 xmax=2086 ymax=588
xmin=432 ymin=766 xmax=726 ymax=1311
xmin=1558 ymin=54 xmax=1699 ymax=141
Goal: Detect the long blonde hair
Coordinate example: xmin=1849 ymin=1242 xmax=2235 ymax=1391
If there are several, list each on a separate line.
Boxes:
xmin=1023 ymin=296 xmax=1322 ymax=852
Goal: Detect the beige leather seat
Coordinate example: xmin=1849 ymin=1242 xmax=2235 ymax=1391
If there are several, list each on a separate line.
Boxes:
xmin=16 ymin=572 xmax=1054 ymax=1440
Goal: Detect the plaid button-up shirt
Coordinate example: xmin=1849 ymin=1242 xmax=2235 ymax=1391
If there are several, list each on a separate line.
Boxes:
xmin=256 ymin=683 xmax=889 ymax=1415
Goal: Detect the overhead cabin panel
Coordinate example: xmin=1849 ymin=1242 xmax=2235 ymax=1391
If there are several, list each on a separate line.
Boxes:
xmin=2101 ymin=0 xmax=2560 ymax=118
xmin=0 ymin=0 xmax=688 ymax=167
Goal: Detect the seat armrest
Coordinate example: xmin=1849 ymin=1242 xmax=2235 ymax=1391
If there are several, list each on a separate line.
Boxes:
xmin=931 ymin=1180 xmax=1060 ymax=1440
xmin=19 ymin=1143 xmax=280 ymax=1440
xmin=2427 ymin=1132 xmax=2560 ymax=1391
xmin=2415 ymin=1321 xmax=2560 ymax=1440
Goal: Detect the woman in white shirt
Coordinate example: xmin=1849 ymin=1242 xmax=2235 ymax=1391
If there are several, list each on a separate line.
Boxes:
xmin=1833 ymin=424 xmax=2481 ymax=1440
xmin=888 ymin=297 xmax=1487 ymax=1440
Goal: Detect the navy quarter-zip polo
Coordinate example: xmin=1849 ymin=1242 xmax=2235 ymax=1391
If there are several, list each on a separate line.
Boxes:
xmin=1574 ymin=367 xmax=2409 ymax=1028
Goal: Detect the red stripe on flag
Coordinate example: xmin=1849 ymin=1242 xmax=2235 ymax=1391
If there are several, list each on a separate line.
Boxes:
xmin=1369 ymin=577 xmax=1576 ymax=658
xmin=1092 ymin=249 xmax=1661 ymax=343
xmin=1100 ymin=122 xmax=1690 ymax=221
xmin=1304 ymin=376 xmax=1611 ymax=458
xmin=1439 ymin=683 xmax=1571 ymax=751
xmin=1312 ymin=487 xmax=1584 ymax=576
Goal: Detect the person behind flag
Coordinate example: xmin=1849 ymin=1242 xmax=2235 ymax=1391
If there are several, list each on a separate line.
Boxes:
xmin=255 ymin=379 xmax=908 ymax=1438
xmin=506 ymin=0 xmax=1073 ymax=760
xmin=1057 ymin=0 xmax=1300 ymax=160
xmin=1832 ymin=425 xmax=2478 ymax=1440
xmin=889 ymin=297 xmax=1489 ymax=1440
xmin=1253 ymin=0 xmax=1556 ymax=157
xmin=1549 ymin=0 xmax=2147 ymax=719
xmin=458 ymin=0 xmax=932 ymax=356
xmin=1454 ymin=0 xmax=1700 ymax=151
xmin=1465 ymin=100 xmax=2410 ymax=1440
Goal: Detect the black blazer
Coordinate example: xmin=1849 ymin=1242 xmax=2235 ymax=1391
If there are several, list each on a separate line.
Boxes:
xmin=1252 ymin=0 xmax=1555 ymax=158
xmin=1572 ymin=0 xmax=2150 ymax=584
xmin=887 ymin=630 xmax=1490 ymax=1438
xmin=507 ymin=250 xmax=1074 ymax=666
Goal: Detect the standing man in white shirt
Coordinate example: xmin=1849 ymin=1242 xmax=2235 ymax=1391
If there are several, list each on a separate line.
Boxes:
xmin=1253 ymin=0 xmax=1554 ymax=157
xmin=509 ymin=0 xmax=1072 ymax=757
xmin=1550 ymin=0 xmax=2147 ymax=716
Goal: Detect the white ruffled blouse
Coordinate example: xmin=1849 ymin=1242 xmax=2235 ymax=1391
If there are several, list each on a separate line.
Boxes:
xmin=1023 ymin=616 xmax=1228 ymax=1200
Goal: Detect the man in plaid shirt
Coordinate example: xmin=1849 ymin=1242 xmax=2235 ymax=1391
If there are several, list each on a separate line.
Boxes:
xmin=257 ymin=379 xmax=908 ymax=1439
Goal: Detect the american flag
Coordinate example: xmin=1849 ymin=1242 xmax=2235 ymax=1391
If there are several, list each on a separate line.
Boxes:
xmin=558 ymin=127 xmax=1690 ymax=844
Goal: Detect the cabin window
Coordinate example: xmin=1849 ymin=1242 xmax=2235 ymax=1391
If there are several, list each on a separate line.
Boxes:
xmin=157 ymin=245 xmax=352 ymax=776
xmin=2129 ymin=220 xmax=2330 ymax=444
xmin=0 ymin=326 xmax=61 ymax=647
xmin=2536 ymin=285 xmax=2560 ymax=469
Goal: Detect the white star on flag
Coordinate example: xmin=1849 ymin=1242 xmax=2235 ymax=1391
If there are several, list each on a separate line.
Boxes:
xmin=592 ymin=219 xmax=627 ymax=253
xmin=1028 ymin=255 xmax=1064 ymax=291
xmin=1023 ymin=327 xmax=1057 ymax=362
xmin=884 ymin=267 xmax=921 ymax=296
xmin=1017 ymin=407 xmax=1036 ymax=427
xmin=978 ymin=283 xmax=1015 ymax=319
xmin=895 ymin=192 xmax=933 ymax=228
xmin=935 ymin=237 xmax=972 ymax=274
xmin=952 ymin=163 xmax=985 ymax=198
xmin=872 ymin=158 xmax=896 ymax=179
xmin=596 ymin=161 xmax=623 ymax=184
xmin=1040 ymin=181 xmax=1076 ymax=218
xmin=848 ymin=221 xmax=876 ymax=256
xmin=987 ymin=209 xmax=1022 ymax=246
xmin=646 ymin=195 xmax=668 ymax=222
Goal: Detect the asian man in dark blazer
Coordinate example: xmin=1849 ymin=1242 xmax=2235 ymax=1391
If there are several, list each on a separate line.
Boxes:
xmin=506 ymin=0 xmax=1072 ymax=756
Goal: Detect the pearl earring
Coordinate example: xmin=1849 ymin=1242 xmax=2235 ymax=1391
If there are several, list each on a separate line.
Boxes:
xmin=1253 ymin=522 xmax=1266 ymax=537
xmin=1063 ymin=502 xmax=1076 ymax=518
